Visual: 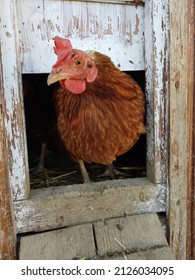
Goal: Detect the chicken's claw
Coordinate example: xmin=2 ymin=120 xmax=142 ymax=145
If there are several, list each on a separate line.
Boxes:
xmin=98 ymin=164 xmax=129 ymax=179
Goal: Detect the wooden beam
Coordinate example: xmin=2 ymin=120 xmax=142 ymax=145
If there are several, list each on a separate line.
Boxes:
xmin=14 ymin=178 xmax=166 ymax=233
xmin=193 ymin=15 xmax=195 ymax=259
xmin=168 ymin=0 xmax=194 ymax=260
xmin=0 ymin=58 xmax=16 ymax=260
xmin=144 ymin=0 xmax=169 ymax=184
xmin=0 ymin=0 xmax=30 ymax=200
xmin=188 ymin=0 xmax=195 ymax=260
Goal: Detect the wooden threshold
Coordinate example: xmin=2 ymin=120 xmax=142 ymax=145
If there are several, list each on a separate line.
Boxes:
xmin=14 ymin=177 xmax=166 ymax=234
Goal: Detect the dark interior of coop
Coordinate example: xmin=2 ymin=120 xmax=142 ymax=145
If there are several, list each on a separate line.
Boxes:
xmin=22 ymin=71 xmax=146 ymax=188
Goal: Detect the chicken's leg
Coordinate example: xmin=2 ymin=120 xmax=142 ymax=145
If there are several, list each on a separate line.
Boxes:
xmin=78 ymin=160 xmax=91 ymax=183
xmin=37 ymin=143 xmax=47 ymax=172
xmin=30 ymin=143 xmax=47 ymax=173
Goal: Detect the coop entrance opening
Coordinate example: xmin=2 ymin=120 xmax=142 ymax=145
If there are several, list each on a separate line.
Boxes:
xmin=22 ymin=71 xmax=146 ymax=188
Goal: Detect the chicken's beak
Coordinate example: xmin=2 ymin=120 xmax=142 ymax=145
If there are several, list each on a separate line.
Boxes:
xmin=47 ymin=70 xmax=70 ymax=85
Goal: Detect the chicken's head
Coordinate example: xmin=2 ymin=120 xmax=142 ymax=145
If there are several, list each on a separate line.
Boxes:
xmin=47 ymin=37 xmax=97 ymax=94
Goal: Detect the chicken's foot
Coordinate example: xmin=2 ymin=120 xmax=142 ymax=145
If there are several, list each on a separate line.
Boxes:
xmin=99 ymin=164 xmax=129 ymax=179
xmin=78 ymin=160 xmax=91 ymax=183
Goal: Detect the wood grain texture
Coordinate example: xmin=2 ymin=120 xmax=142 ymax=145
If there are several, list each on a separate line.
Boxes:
xmin=168 ymin=0 xmax=194 ymax=259
xmin=17 ymin=0 xmax=144 ymax=72
xmin=19 ymin=213 xmax=174 ymax=260
xmin=193 ymin=10 xmax=195 ymax=259
xmin=188 ymin=0 xmax=195 ymax=262
xmin=19 ymin=223 xmax=96 ymax=260
xmin=94 ymin=213 xmax=169 ymax=256
xmin=14 ymin=178 xmax=166 ymax=233
xmin=144 ymin=0 xmax=169 ymax=183
xmin=0 ymin=0 xmax=30 ymax=200
xmin=0 ymin=62 xmax=16 ymax=259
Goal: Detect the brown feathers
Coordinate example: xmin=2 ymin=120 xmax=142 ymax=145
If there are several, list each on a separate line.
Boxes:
xmin=54 ymin=51 xmax=145 ymax=165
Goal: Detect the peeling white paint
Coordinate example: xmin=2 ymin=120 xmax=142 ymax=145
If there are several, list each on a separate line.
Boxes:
xmin=17 ymin=0 xmax=144 ymax=72
xmin=0 ymin=0 xmax=30 ymax=200
xmin=144 ymin=0 xmax=169 ymax=183
xmin=14 ymin=178 xmax=166 ymax=233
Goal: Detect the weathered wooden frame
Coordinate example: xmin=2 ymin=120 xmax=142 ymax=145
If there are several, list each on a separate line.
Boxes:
xmin=0 ymin=0 xmax=194 ymax=260
xmin=0 ymin=57 xmax=16 ymax=260
xmin=168 ymin=0 xmax=195 ymax=260
xmin=0 ymin=0 xmax=30 ymax=201
xmin=145 ymin=0 xmax=169 ymax=184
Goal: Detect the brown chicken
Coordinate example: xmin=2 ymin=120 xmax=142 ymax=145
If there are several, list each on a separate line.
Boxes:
xmin=47 ymin=36 xmax=145 ymax=183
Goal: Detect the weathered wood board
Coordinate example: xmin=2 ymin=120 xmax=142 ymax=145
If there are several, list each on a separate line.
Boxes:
xmin=144 ymin=0 xmax=169 ymax=184
xmin=0 ymin=62 xmax=16 ymax=260
xmin=19 ymin=223 xmax=96 ymax=260
xmin=0 ymin=0 xmax=30 ymax=200
xmin=16 ymin=0 xmax=144 ymax=72
xmin=14 ymin=178 xmax=166 ymax=234
xmin=168 ymin=0 xmax=194 ymax=260
xmin=19 ymin=213 xmax=174 ymax=260
xmin=94 ymin=213 xmax=168 ymax=256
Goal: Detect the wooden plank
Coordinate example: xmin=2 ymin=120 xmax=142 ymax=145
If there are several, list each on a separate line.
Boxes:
xmin=168 ymin=0 xmax=194 ymax=260
xmin=19 ymin=223 xmax=96 ymax=260
xmin=189 ymin=0 xmax=195 ymax=262
xmin=17 ymin=0 xmax=144 ymax=72
xmin=144 ymin=0 xmax=169 ymax=183
xmin=193 ymin=17 xmax=195 ymax=260
xmin=14 ymin=178 xmax=166 ymax=233
xmin=0 ymin=62 xmax=16 ymax=259
xmin=101 ymin=247 xmax=174 ymax=260
xmin=0 ymin=0 xmax=30 ymax=200
xmin=94 ymin=213 xmax=168 ymax=256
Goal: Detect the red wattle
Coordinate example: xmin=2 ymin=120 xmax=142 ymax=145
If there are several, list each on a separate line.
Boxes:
xmin=60 ymin=79 xmax=86 ymax=94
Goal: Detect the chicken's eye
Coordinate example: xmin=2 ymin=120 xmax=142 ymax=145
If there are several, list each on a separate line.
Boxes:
xmin=74 ymin=59 xmax=84 ymax=67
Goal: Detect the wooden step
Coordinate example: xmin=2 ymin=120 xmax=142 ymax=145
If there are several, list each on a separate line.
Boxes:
xmin=19 ymin=213 xmax=174 ymax=260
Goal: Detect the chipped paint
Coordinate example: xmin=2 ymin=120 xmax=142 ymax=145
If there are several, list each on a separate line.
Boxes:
xmin=168 ymin=0 xmax=195 ymax=260
xmin=0 ymin=19 xmax=16 ymax=260
xmin=133 ymin=14 xmax=140 ymax=35
xmin=16 ymin=0 xmax=144 ymax=72
xmin=145 ymin=0 xmax=169 ymax=184
xmin=0 ymin=0 xmax=30 ymax=200
xmin=13 ymin=178 xmax=166 ymax=233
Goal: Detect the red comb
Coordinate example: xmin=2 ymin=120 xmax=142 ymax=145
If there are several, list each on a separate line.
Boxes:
xmin=52 ymin=36 xmax=73 ymax=67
